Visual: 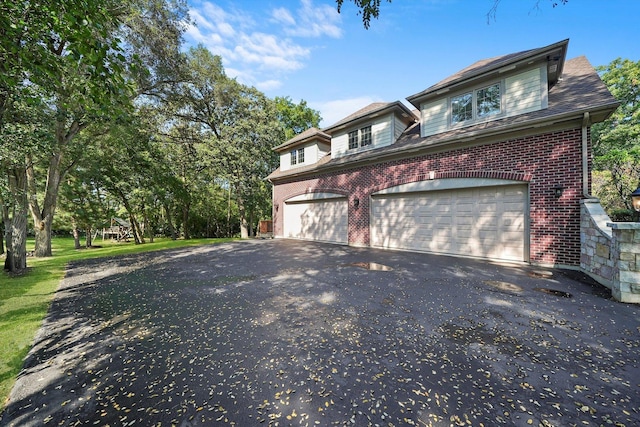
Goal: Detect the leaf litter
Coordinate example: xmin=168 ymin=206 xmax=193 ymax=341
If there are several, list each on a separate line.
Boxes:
xmin=2 ymin=243 xmax=639 ymax=427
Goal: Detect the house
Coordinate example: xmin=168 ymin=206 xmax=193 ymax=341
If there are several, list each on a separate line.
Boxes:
xmin=267 ymin=39 xmax=619 ymax=268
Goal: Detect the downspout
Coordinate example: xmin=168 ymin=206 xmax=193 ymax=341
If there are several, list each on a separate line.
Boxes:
xmin=582 ymin=112 xmax=592 ymax=197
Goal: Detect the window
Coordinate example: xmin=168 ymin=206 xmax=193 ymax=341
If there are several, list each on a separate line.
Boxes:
xmin=348 ymin=126 xmax=373 ymax=150
xmin=360 ymin=126 xmax=372 ymax=146
xmin=476 ymin=83 xmax=501 ymax=118
xmin=348 ymin=130 xmax=359 ymax=149
xmin=451 ymin=82 xmax=502 ymax=125
xmin=451 ymin=92 xmax=473 ymax=124
xmin=290 ymin=148 xmax=305 ymax=165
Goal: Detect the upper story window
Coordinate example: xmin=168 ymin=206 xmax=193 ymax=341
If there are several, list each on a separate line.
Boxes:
xmin=290 ymin=147 xmax=304 ymax=165
xmin=348 ymin=130 xmax=359 ymax=149
xmin=451 ymin=82 xmax=502 ymax=125
xmin=348 ymin=125 xmax=373 ymax=150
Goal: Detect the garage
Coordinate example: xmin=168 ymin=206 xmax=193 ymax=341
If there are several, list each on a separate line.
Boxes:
xmin=283 ymin=193 xmax=348 ymax=244
xmin=370 ymin=183 xmax=527 ymax=262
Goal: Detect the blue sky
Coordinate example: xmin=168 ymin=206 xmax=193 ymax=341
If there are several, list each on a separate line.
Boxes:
xmin=184 ymin=0 xmax=639 ymax=127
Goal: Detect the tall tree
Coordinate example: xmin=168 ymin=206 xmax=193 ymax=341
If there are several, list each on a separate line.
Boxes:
xmin=6 ymin=0 xmax=188 ymax=257
xmin=592 ymin=58 xmax=640 ymax=214
xmin=274 ymin=96 xmax=322 ymax=141
xmin=0 ymin=88 xmax=53 ymax=271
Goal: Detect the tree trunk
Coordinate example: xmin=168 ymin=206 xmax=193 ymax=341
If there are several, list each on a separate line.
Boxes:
xmin=226 ymin=185 xmax=232 ymax=237
xmin=248 ymin=211 xmax=255 ymax=238
xmin=237 ymin=196 xmax=249 ymax=239
xmin=0 ymin=203 xmax=6 ymax=256
xmin=85 ymin=228 xmax=92 ymax=248
xmin=72 ymin=218 xmax=81 ymax=249
xmin=144 ymin=214 xmax=154 ymax=243
xmin=5 ymin=168 xmax=28 ymax=272
xmin=182 ymin=202 xmax=190 ymax=240
xmin=26 ymin=115 xmax=85 ymax=258
xmin=26 ymin=152 xmax=62 ymax=258
xmin=164 ymin=203 xmax=177 ymax=240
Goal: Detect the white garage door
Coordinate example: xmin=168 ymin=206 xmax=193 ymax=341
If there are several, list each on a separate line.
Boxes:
xmin=284 ymin=196 xmax=348 ymax=244
xmin=371 ymin=185 xmax=527 ymax=261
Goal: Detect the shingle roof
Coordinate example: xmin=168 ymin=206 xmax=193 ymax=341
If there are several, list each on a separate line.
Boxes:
xmin=407 ymin=39 xmax=569 ymax=107
xmin=323 ymin=101 xmax=417 ymax=133
xmin=268 ymin=55 xmax=618 ymax=182
xmin=272 ymin=127 xmax=330 ymax=152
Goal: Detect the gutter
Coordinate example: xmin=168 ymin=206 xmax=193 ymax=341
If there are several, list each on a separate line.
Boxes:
xmin=582 ymin=112 xmax=592 ymax=197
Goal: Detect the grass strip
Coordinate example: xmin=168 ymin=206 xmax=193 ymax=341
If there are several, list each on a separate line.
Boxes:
xmin=0 ymin=236 xmax=235 ymax=407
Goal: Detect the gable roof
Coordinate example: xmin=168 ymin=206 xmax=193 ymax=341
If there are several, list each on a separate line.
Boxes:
xmin=268 ymin=54 xmax=618 ymax=182
xmin=407 ymin=39 xmax=569 ymax=108
xmin=272 ymin=127 xmax=330 ymax=152
xmin=323 ymin=101 xmax=418 ymax=134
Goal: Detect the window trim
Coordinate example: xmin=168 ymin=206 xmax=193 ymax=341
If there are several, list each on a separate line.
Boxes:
xmin=347 ymin=125 xmax=373 ymax=150
xmin=348 ymin=130 xmax=359 ymax=149
xmin=449 ymin=81 xmax=504 ymax=127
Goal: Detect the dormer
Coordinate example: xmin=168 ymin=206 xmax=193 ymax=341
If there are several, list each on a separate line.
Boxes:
xmin=273 ymin=127 xmax=331 ymax=172
xmin=323 ymin=102 xmax=418 ymax=159
xmin=407 ymin=39 xmax=568 ymax=138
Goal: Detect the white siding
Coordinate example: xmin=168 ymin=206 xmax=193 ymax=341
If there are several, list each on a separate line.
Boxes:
xmin=394 ymin=115 xmax=406 ymax=141
xmin=504 ymin=67 xmax=545 ymax=117
xmin=331 ymin=114 xmax=394 ymax=159
xmin=317 ymin=142 xmax=330 ymax=159
xmin=279 ymin=140 xmax=331 ymax=171
xmin=420 ymin=98 xmax=448 ymax=137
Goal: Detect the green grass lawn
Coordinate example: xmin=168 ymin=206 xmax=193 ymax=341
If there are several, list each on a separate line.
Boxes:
xmin=0 ymin=236 xmax=235 ymax=408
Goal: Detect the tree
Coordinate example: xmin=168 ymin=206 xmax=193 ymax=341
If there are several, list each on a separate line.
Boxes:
xmin=592 ymin=58 xmax=640 ymax=214
xmin=0 ymin=88 xmax=53 ymax=271
xmin=274 ymin=96 xmax=322 ymax=141
xmin=3 ymin=0 xmax=187 ymax=258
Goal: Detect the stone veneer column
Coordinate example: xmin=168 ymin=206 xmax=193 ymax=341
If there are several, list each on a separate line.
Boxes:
xmin=607 ymin=222 xmax=640 ymax=303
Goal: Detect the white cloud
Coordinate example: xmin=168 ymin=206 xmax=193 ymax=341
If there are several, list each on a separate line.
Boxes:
xmin=312 ymin=96 xmax=383 ymax=128
xmin=255 ymin=79 xmax=283 ymax=92
xmin=272 ymin=7 xmax=296 ymax=26
xmin=274 ymin=0 xmax=343 ymax=38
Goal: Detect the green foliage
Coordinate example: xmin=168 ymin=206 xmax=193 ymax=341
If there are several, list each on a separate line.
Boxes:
xmin=335 ymin=0 xmax=389 ymax=29
xmin=274 ymin=96 xmax=322 ymax=141
xmin=592 ymin=58 xmax=640 ymax=158
xmin=592 ymin=58 xmax=640 ymax=215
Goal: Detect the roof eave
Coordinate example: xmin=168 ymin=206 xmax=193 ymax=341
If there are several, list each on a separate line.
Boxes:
xmin=407 ymin=39 xmax=570 ymax=108
xmin=323 ymin=101 xmax=417 ymax=135
xmin=269 ymin=102 xmax=619 ymax=183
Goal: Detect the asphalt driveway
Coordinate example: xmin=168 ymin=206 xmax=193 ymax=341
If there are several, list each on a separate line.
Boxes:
xmin=2 ymin=239 xmax=639 ymax=426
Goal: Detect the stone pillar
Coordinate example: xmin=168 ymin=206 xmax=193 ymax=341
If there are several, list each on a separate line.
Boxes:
xmin=607 ymin=222 xmax=640 ymax=303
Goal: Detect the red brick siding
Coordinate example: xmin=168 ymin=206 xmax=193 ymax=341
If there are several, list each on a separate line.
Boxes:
xmin=273 ymin=128 xmax=585 ymax=266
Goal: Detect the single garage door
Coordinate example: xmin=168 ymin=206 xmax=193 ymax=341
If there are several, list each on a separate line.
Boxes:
xmin=371 ymin=185 xmax=527 ymax=261
xmin=284 ymin=195 xmax=348 ymax=244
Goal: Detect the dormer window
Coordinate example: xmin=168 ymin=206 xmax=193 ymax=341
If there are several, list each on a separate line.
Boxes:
xmin=348 ymin=125 xmax=373 ymax=150
xmin=451 ymin=82 xmax=502 ymax=125
xmin=290 ymin=147 xmax=304 ymax=166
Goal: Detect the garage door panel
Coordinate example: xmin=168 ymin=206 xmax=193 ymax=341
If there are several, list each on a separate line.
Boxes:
xmin=371 ymin=185 xmax=527 ymax=261
xmin=284 ymin=199 xmax=347 ymax=244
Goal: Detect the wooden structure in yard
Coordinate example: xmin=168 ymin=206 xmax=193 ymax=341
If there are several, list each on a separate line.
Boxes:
xmin=258 ymin=220 xmax=273 ymax=239
xmin=102 ymin=217 xmax=132 ymax=241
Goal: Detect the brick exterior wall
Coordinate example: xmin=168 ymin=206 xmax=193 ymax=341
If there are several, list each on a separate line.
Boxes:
xmin=273 ymin=127 xmax=586 ymax=266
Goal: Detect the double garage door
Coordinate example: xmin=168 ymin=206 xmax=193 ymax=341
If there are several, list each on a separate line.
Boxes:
xmin=283 ymin=196 xmax=348 ymax=244
xmin=371 ymin=185 xmax=527 ymax=262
